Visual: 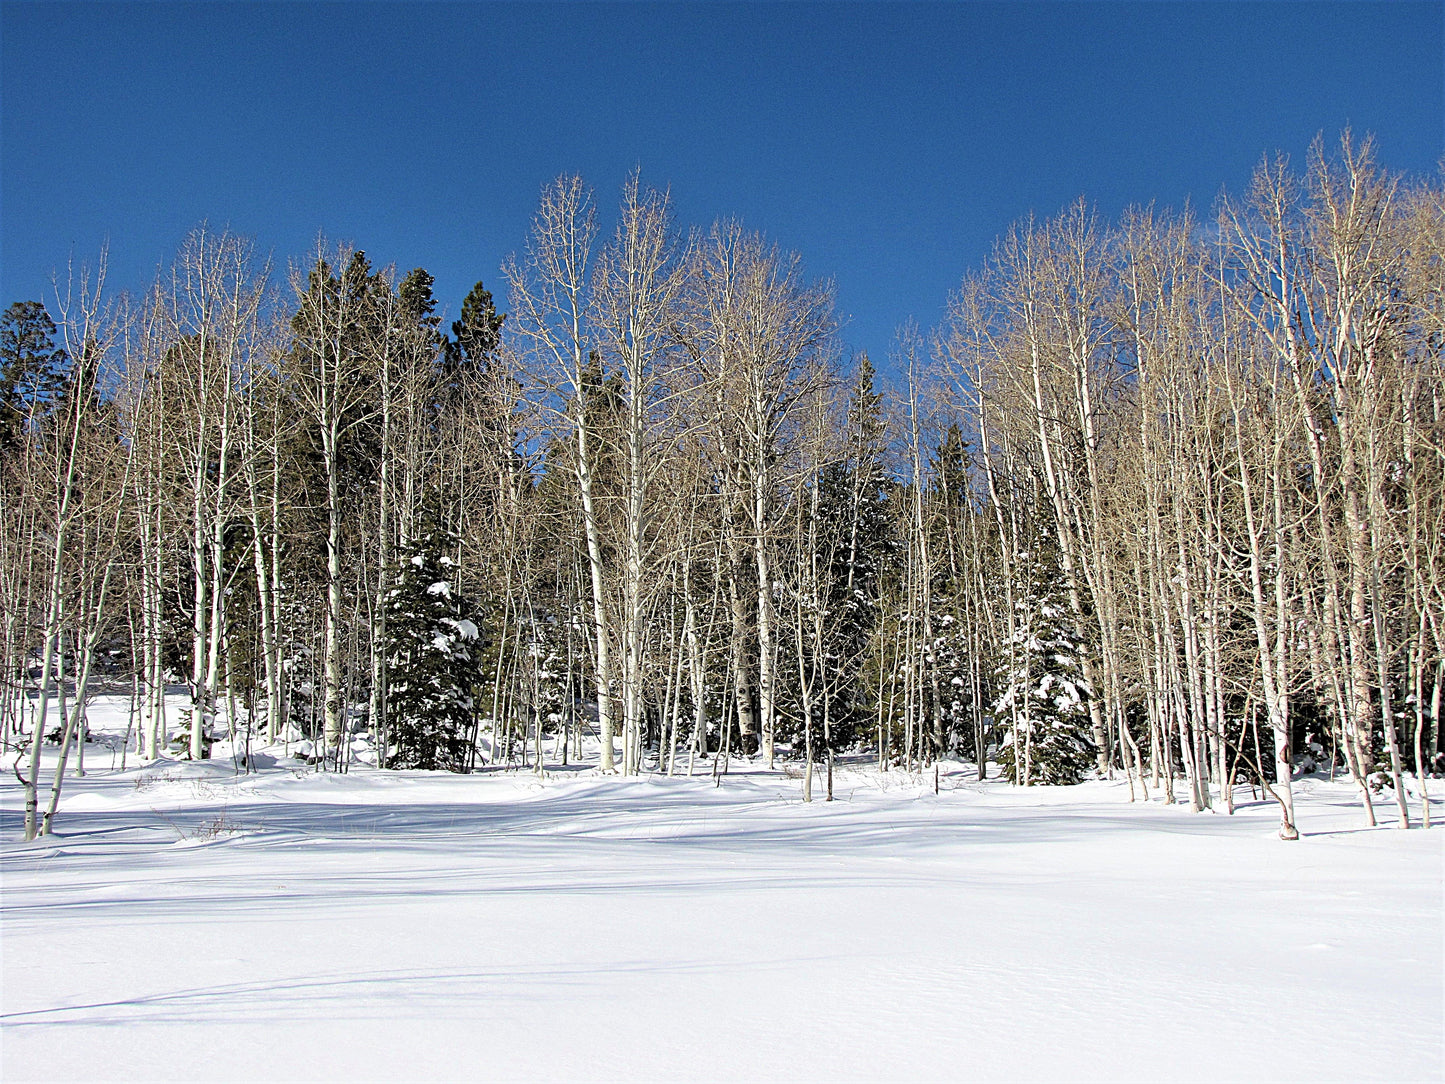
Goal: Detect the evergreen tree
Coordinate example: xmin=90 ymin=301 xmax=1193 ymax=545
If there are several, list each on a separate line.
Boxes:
xmin=0 ymin=301 xmax=69 ymax=459
xmin=928 ymin=424 xmax=979 ymax=757
xmin=398 ymin=268 xmax=442 ymax=334
xmin=286 ymin=249 xmax=392 ymax=504
xmin=383 ymin=515 xmax=483 ymax=770
xmin=444 ymin=279 xmax=506 ymax=373
xmin=397 ymin=267 xmax=446 ymax=403
xmin=930 ymin=614 xmax=974 ymax=757
xmin=811 ymin=356 xmax=894 ymax=746
xmin=991 ymin=540 xmax=1096 ymax=785
xmin=437 ymin=278 xmax=509 ymax=476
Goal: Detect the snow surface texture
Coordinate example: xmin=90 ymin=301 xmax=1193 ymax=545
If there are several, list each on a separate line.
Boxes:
xmin=2 ymin=698 xmax=1441 ymax=1083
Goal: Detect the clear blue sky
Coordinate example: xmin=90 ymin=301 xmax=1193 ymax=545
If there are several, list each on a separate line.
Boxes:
xmin=3 ymin=2 xmax=1441 ymax=368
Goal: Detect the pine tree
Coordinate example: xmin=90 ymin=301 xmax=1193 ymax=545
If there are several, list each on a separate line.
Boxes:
xmin=397 ymin=268 xmax=445 ymax=393
xmin=992 ymin=541 xmax=1096 ymax=785
xmin=811 ymin=356 xmax=894 ymax=747
xmin=927 ymin=424 xmax=979 ymax=757
xmin=930 ymin=612 xmax=973 ymax=754
xmin=444 ymin=280 xmax=506 ymax=374
xmin=0 ymin=300 xmax=69 ymax=459
xmin=383 ymin=516 xmax=483 ymax=770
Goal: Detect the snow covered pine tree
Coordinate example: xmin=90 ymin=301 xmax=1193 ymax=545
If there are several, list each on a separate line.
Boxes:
xmin=992 ymin=546 xmax=1096 ymax=785
xmin=383 ymin=518 xmax=482 ymax=770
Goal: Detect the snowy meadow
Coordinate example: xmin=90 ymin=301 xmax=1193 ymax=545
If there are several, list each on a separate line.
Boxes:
xmin=2 ymin=696 xmax=1439 ymax=1083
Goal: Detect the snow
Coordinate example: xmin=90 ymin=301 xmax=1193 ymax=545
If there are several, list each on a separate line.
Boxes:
xmin=2 ymin=696 xmax=1440 ymax=1083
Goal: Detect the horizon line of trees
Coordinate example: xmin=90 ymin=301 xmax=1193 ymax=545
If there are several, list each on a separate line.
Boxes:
xmin=3 ymin=132 xmax=1440 ymax=841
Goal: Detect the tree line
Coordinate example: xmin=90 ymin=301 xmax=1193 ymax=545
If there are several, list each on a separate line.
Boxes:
xmin=4 ymin=135 xmax=1440 ymax=840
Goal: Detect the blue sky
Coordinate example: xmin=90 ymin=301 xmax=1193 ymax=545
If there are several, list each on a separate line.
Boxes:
xmin=3 ymin=2 xmax=1441 ymax=368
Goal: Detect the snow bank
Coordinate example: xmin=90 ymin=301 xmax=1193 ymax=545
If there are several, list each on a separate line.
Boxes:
xmin=1 ymin=697 xmax=1439 ymax=1083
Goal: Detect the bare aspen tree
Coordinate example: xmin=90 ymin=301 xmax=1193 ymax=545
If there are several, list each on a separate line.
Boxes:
xmin=288 ymin=242 xmax=386 ymax=757
xmin=121 ymin=292 xmax=174 ymax=760
xmin=506 ymin=177 xmax=621 ymax=770
xmin=40 ymin=415 xmax=132 ymax=833
xmin=590 ymin=173 xmax=689 ymax=775
xmin=237 ymin=314 xmax=289 ymax=746
xmin=898 ymin=333 xmax=945 ymax=765
xmin=685 ymin=223 xmax=836 ymax=766
xmin=165 ymin=229 xmax=268 ymax=759
xmin=20 ymin=255 xmax=109 ymax=840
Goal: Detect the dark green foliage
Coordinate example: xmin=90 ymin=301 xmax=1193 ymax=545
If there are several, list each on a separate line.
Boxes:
xmin=436 ymin=278 xmax=513 ymax=512
xmin=444 ymin=279 xmax=506 ymax=374
xmin=827 ymin=358 xmax=895 ymax=740
xmin=0 ymin=301 xmax=68 ymax=458
xmin=992 ymin=542 xmax=1096 ymax=785
xmin=287 ymin=250 xmax=392 ymax=498
xmin=398 ymin=268 xmax=440 ymax=330
xmin=784 ymin=356 xmax=895 ymax=750
xmin=383 ymin=516 xmax=483 ymax=770
xmin=397 ymin=268 xmax=445 ymax=385
xmin=928 ymin=424 xmax=981 ymax=757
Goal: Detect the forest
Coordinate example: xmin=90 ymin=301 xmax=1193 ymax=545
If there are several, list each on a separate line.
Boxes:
xmin=4 ymin=133 xmax=1441 ymax=842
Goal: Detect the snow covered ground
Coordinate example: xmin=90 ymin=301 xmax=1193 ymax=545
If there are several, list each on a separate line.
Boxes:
xmin=3 ymin=697 xmax=1440 ymax=1083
